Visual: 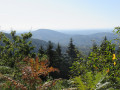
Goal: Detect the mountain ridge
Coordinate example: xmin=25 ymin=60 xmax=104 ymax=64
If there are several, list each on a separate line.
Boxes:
xmin=31 ymin=29 xmax=118 ymax=47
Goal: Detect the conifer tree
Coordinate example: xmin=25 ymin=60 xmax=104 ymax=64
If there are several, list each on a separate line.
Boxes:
xmin=56 ymin=43 xmax=61 ymax=56
xmin=100 ymin=36 xmax=108 ymax=55
xmin=38 ymin=46 xmax=45 ymax=58
xmin=67 ymin=38 xmax=77 ymax=63
xmin=46 ymin=41 xmax=55 ymax=67
xmin=100 ymin=36 xmax=115 ymax=55
xmin=92 ymin=41 xmax=98 ymax=52
xmin=46 ymin=41 xmax=61 ymax=78
xmin=46 ymin=42 xmax=62 ymax=68
xmin=55 ymin=43 xmax=62 ymax=68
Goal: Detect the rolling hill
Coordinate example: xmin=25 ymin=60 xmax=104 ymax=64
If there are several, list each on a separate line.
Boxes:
xmin=31 ymin=29 xmax=70 ymax=43
xmin=31 ymin=29 xmax=118 ymax=47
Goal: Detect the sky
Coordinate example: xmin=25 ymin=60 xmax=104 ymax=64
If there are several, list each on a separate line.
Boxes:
xmin=0 ymin=0 xmax=120 ymax=32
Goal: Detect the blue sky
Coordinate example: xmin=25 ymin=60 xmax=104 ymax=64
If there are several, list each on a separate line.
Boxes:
xmin=0 ymin=0 xmax=120 ymax=32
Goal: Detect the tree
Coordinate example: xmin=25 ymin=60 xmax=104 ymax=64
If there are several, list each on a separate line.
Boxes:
xmin=100 ymin=36 xmax=115 ymax=55
xmin=100 ymin=36 xmax=107 ymax=54
xmin=92 ymin=41 xmax=98 ymax=52
xmin=55 ymin=43 xmax=62 ymax=68
xmin=38 ymin=46 xmax=45 ymax=58
xmin=87 ymin=36 xmax=115 ymax=73
xmin=70 ymin=57 xmax=87 ymax=77
xmin=67 ymin=38 xmax=78 ymax=63
xmin=56 ymin=43 xmax=62 ymax=56
xmin=46 ymin=41 xmax=55 ymax=67
xmin=0 ymin=31 xmax=35 ymax=67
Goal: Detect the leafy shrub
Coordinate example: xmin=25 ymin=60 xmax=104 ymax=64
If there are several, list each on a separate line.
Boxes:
xmin=0 ymin=66 xmax=13 ymax=74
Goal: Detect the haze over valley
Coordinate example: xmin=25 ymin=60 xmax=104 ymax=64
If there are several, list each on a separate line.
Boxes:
xmin=31 ymin=29 xmax=117 ymax=47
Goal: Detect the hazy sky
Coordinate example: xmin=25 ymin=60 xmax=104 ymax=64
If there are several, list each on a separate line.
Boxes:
xmin=0 ymin=0 xmax=120 ymax=32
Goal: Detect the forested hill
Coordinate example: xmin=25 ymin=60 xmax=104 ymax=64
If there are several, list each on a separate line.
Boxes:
xmin=72 ymin=32 xmax=117 ymax=46
xmin=31 ymin=29 xmax=118 ymax=47
xmin=31 ymin=29 xmax=70 ymax=42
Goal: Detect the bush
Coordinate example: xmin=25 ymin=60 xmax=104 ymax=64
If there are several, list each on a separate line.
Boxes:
xmin=0 ymin=66 xmax=13 ymax=74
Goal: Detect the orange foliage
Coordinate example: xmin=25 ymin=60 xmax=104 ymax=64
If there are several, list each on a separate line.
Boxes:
xmin=95 ymin=66 xmax=98 ymax=69
xmin=107 ymin=68 xmax=109 ymax=73
xmin=22 ymin=56 xmax=59 ymax=88
xmin=1 ymin=56 xmax=59 ymax=89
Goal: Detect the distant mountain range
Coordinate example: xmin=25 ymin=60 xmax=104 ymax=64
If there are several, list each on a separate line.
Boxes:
xmin=15 ymin=29 xmax=113 ymax=35
xmin=57 ymin=29 xmax=113 ymax=35
xmin=31 ymin=29 xmax=118 ymax=47
xmin=2 ymin=29 xmax=119 ymax=55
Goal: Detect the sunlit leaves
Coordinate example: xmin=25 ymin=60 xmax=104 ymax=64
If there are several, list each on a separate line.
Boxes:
xmin=0 ymin=31 xmax=35 ymax=67
xmin=72 ymin=71 xmax=107 ymax=90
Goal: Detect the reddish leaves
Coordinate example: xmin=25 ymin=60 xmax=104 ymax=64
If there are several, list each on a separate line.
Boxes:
xmin=22 ymin=56 xmax=59 ymax=88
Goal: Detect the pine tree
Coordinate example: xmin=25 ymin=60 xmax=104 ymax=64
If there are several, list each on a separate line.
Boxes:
xmin=46 ymin=41 xmax=61 ymax=78
xmin=100 ymin=36 xmax=108 ymax=55
xmin=38 ymin=46 xmax=45 ymax=58
xmin=56 ymin=43 xmax=61 ymax=56
xmin=100 ymin=36 xmax=115 ymax=55
xmin=46 ymin=41 xmax=55 ymax=67
xmin=67 ymin=38 xmax=77 ymax=63
xmin=92 ymin=41 xmax=98 ymax=52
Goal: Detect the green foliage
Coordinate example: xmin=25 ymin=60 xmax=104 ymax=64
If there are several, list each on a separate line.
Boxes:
xmin=38 ymin=46 xmax=45 ymax=58
xmin=67 ymin=38 xmax=78 ymax=60
xmin=0 ymin=81 xmax=16 ymax=90
xmin=46 ymin=41 xmax=69 ymax=79
xmin=1 ymin=28 xmax=120 ymax=89
xmin=72 ymin=71 xmax=108 ymax=90
xmin=48 ymin=79 xmax=73 ymax=90
xmin=48 ymin=80 xmax=64 ymax=90
xmin=87 ymin=37 xmax=115 ymax=72
xmin=0 ymin=31 xmax=35 ymax=67
xmin=92 ymin=41 xmax=98 ymax=52
xmin=56 ymin=43 xmax=62 ymax=56
xmin=0 ymin=66 xmax=13 ymax=74
xmin=69 ymin=48 xmax=87 ymax=77
xmin=100 ymin=36 xmax=115 ymax=55
xmin=66 ymin=38 xmax=80 ymax=75
xmin=46 ymin=41 xmax=56 ymax=67
xmin=70 ymin=58 xmax=87 ymax=77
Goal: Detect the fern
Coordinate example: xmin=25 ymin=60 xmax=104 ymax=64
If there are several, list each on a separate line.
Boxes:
xmin=73 ymin=76 xmax=87 ymax=90
xmin=72 ymin=71 xmax=108 ymax=90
